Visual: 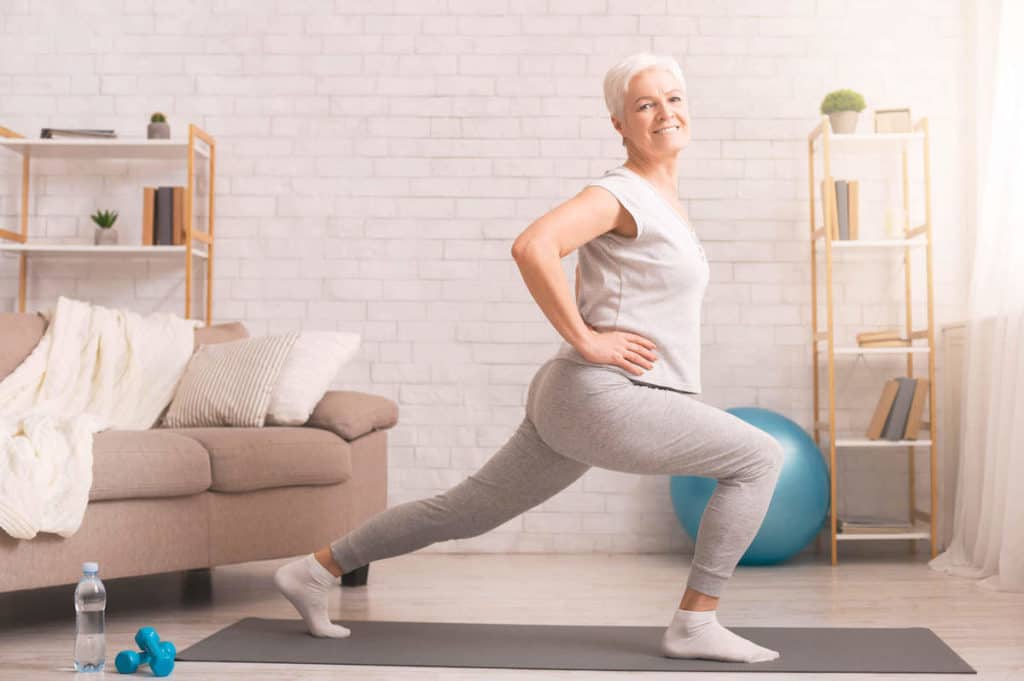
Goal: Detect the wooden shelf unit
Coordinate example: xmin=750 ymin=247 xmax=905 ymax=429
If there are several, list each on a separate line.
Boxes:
xmin=0 ymin=124 xmax=216 ymax=323
xmin=807 ymin=115 xmax=938 ymax=565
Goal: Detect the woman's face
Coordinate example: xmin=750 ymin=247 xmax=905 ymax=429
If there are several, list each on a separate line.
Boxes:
xmin=613 ymin=68 xmax=690 ymax=158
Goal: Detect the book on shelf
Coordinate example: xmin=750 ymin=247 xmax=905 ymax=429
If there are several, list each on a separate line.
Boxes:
xmin=142 ymin=187 xmax=155 ymax=245
xmin=821 ymin=178 xmax=860 ymax=240
xmin=836 ymin=180 xmax=849 ymax=240
xmin=848 ymin=180 xmax=859 ymax=239
xmin=39 ymin=128 xmax=117 ymax=139
xmin=857 ymin=328 xmax=903 ymax=343
xmin=859 ymin=338 xmax=911 ymax=347
xmin=142 ymin=185 xmax=187 ymax=246
xmin=867 ymin=379 xmax=900 ymax=439
xmin=882 ymin=377 xmax=917 ymax=440
xmin=839 ymin=516 xmax=914 ymax=533
xmin=172 ymin=186 xmax=186 ymax=245
xmin=155 ymin=187 xmax=173 ymax=246
xmin=866 ymin=377 xmax=930 ymax=440
xmin=857 ymin=327 xmax=910 ymax=347
xmin=821 ymin=179 xmax=837 ymax=239
xmin=903 ymin=379 xmax=930 ymax=439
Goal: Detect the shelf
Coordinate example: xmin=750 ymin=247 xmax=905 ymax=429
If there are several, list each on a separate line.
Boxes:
xmin=0 ymin=120 xmax=216 ymax=323
xmin=813 ymin=131 xmax=924 ymax=149
xmin=835 ymin=438 xmax=932 ymax=448
xmin=0 ymin=138 xmax=209 ymax=160
xmin=809 ymin=116 xmax=938 ymax=565
xmin=811 ymin=419 xmax=933 ymax=430
xmin=813 ymin=235 xmax=927 ymax=248
xmin=0 ymin=243 xmax=208 ymax=259
xmin=836 ymin=522 xmax=930 ymax=541
xmin=820 ymin=346 xmax=930 ymax=355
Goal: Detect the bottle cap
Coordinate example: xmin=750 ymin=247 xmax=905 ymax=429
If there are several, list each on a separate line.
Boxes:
xmin=82 ymin=562 xmax=99 ymax=574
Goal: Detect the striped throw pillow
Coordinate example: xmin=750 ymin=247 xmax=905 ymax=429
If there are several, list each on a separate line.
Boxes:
xmin=163 ymin=333 xmax=299 ymax=428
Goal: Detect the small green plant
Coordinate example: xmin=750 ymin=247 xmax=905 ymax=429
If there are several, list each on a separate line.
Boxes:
xmin=150 ymin=112 xmax=167 ymax=123
xmin=90 ymin=209 xmax=118 ymax=229
xmin=820 ymin=89 xmax=866 ymax=114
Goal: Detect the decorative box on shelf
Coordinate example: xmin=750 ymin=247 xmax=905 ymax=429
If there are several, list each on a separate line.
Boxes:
xmin=874 ymin=107 xmax=912 ymax=133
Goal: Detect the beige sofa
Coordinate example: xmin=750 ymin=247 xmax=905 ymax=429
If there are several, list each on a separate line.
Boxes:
xmin=0 ymin=312 xmax=396 ymax=593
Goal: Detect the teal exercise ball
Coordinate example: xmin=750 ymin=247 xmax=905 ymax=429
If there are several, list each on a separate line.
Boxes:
xmin=669 ymin=408 xmax=830 ymax=566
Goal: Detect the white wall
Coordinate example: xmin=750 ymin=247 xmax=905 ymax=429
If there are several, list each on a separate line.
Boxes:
xmin=0 ymin=0 xmax=971 ymax=556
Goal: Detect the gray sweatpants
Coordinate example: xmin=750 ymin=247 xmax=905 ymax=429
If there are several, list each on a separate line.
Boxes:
xmin=331 ymin=357 xmax=784 ymax=598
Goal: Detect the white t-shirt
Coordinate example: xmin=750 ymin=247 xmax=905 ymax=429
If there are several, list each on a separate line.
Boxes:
xmin=554 ymin=165 xmax=710 ymax=394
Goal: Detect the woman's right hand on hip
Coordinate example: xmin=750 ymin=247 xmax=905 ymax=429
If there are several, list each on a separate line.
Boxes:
xmin=577 ymin=325 xmax=658 ymax=376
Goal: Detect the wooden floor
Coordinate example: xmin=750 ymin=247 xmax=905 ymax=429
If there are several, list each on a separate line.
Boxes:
xmin=0 ymin=551 xmax=1021 ymax=680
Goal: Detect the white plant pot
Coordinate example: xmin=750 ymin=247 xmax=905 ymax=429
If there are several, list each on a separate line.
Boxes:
xmin=828 ymin=111 xmax=859 ymax=134
xmin=94 ymin=227 xmax=118 ymax=245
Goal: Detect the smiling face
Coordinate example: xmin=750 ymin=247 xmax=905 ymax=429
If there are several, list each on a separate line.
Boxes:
xmin=612 ymin=68 xmax=690 ymax=158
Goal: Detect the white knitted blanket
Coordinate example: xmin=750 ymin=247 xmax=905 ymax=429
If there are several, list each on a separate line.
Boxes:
xmin=0 ymin=297 xmax=199 ymax=539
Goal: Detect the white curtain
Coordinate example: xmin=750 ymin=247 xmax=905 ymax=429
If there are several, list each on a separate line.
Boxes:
xmin=928 ymin=0 xmax=1024 ymax=592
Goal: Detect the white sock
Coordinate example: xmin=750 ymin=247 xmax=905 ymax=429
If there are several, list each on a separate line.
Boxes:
xmin=273 ymin=554 xmax=351 ymax=638
xmin=661 ymin=609 xmax=779 ymax=663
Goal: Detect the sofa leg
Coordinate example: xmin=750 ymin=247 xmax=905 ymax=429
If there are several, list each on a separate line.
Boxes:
xmin=341 ymin=564 xmax=370 ymax=587
xmin=182 ymin=567 xmax=212 ymax=603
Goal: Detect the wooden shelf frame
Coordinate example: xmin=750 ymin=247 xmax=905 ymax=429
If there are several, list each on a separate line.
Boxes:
xmin=0 ymin=243 xmax=209 ymax=258
xmin=0 ymin=123 xmax=216 ymax=323
xmin=807 ymin=115 xmax=938 ymax=565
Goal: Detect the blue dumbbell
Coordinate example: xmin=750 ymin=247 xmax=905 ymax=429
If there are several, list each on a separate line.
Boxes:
xmin=115 ymin=626 xmax=176 ymax=677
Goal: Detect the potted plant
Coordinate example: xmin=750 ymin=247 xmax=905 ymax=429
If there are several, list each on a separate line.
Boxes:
xmin=91 ymin=209 xmax=119 ymax=245
xmin=820 ymin=89 xmax=866 ymax=134
xmin=147 ymin=112 xmax=170 ymax=139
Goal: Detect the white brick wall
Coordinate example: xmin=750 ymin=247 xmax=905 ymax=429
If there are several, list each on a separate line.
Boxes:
xmin=0 ymin=0 xmax=970 ymax=558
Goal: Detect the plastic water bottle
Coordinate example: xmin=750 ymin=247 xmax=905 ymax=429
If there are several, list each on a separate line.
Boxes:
xmin=73 ymin=562 xmax=106 ymax=672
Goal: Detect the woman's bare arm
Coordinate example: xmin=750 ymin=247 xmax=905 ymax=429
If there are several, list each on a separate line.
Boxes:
xmin=511 ymin=187 xmax=626 ymax=353
xmin=511 ymin=187 xmax=657 ymax=375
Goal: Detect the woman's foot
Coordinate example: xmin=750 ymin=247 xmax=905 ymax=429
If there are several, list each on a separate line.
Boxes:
xmin=661 ymin=609 xmax=778 ymax=663
xmin=273 ymin=554 xmax=351 ymax=638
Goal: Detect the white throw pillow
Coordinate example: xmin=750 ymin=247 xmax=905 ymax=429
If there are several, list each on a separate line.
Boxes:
xmin=265 ymin=331 xmax=361 ymax=426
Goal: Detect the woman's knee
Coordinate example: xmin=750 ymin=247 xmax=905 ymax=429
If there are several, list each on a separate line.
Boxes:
xmin=737 ymin=431 xmax=785 ymax=481
xmin=759 ymin=433 xmax=785 ymax=475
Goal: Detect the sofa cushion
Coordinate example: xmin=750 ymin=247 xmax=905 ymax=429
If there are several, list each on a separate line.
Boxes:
xmin=306 ymin=390 xmax=399 ymax=441
xmin=0 ymin=312 xmax=46 ymax=383
xmin=167 ymin=427 xmax=352 ymax=493
xmin=90 ymin=430 xmax=213 ymax=501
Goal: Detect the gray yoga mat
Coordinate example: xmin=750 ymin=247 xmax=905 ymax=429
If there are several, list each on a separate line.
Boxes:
xmin=177 ymin=617 xmax=975 ymax=673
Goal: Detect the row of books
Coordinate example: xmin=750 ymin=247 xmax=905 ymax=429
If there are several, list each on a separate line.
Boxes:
xmin=821 ymin=178 xmax=859 ymax=240
xmin=142 ymin=186 xmax=187 ymax=246
xmin=867 ymin=376 xmax=929 ymax=441
xmin=856 ymin=328 xmax=910 ymax=348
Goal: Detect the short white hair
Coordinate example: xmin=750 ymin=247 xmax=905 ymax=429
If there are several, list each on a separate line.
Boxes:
xmin=602 ymin=52 xmax=687 ymax=122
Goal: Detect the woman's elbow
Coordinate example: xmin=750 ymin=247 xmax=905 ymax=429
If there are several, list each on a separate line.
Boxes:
xmin=511 ymin=238 xmax=534 ymax=260
xmin=511 ymin=237 xmax=554 ymax=261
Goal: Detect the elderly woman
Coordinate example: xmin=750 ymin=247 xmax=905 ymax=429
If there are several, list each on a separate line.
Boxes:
xmin=275 ymin=52 xmax=783 ymax=663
